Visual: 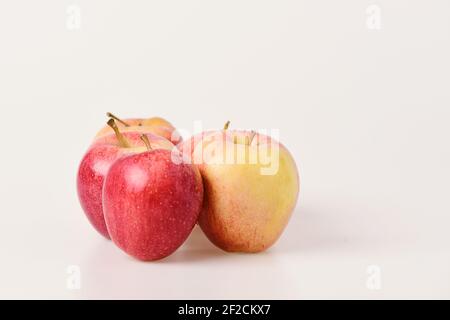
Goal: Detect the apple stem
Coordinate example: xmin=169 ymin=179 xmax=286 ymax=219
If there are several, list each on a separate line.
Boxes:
xmin=107 ymin=119 xmax=130 ymax=148
xmin=140 ymin=134 xmax=152 ymax=151
xmin=246 ymin=131 xmax=256 ymax=145
xmin=106 ymin=112 xmax=130 ymax=127
xmin=223 ymin=121 xmax=230 ymax=131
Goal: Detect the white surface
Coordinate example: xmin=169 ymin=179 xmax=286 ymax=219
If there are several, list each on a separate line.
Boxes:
xmin=0 ymin=1 xmax=449 ymax=299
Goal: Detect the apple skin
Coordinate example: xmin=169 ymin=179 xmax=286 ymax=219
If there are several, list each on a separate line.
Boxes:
xmin=177 ymin=131 xmax=212 ymax=164
xmin=102 ymin=149 xmax=204 ymax=261
xmin=93 ymin=131 xmax=174 ymax=150
xmin=95 ymin=117 xmax=181 ymax=145
xmin=77 ymin=132 xmax=174 ymax=239
xmin=191 ymin=130 xmax=299 ymax=253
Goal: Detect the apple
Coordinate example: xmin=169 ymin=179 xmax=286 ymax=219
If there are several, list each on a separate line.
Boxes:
xmin=95 ymin=112 xmax=181 ymax=145
xmin=177 ymin=121 xmax=230 ymax=164
xmin=77 ymin=119 xmax=174 ymax=239
xmin=102 ymin=144 xmax=204 ymax=261
xmin=189 ymin=126 xmax=299 ymax=253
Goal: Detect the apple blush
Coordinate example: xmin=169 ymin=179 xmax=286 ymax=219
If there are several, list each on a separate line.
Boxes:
xmin=184 ymin=122 xmax=300 ymax=253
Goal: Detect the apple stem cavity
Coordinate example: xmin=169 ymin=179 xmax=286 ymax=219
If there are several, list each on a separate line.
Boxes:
xmin=107 ymin=119 xmax=130 ymax=148
xmin=140 ymin=134 xmax=152 ymax=151
xmin=106 ymin=112 xmax=130 ymax=127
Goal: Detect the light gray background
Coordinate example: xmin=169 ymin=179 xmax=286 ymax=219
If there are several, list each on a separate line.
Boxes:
xmin=0 ymin=1 xmax=449 ymax=299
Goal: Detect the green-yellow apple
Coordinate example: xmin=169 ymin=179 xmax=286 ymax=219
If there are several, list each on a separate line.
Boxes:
xmin=190 ymin=127 xmax=299 ymax=253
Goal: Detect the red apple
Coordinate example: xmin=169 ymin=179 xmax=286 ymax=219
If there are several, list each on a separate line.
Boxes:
xmin=77 ymin=119 xmax=174 ymax=239
xmin=102 ymin=148 xmax=204 ymax=261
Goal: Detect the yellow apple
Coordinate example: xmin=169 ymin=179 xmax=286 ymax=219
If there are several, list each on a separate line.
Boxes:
xmin=191 ymin=129 xmax=299 ymax=252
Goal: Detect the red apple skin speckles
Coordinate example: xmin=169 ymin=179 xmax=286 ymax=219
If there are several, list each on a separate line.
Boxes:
xmin=77 ymin=144 xmax=121 ymax=239
xmin=77 ymin=132 xmax=175 ymax=239
xmin=102 ymin=149 xmax=204 ymax=261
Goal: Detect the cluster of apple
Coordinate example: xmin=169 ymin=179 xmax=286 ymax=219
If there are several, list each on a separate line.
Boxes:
xmin=77 ymin=113 xmax=299 ymax=261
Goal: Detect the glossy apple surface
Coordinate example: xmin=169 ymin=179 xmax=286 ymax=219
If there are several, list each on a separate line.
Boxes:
xmin=95 ymin=116 xmax=181 ymax=145
xmin=103 ymin=149 xmax=204 ymax=261
xmin=77 ymin=131 xmax=174 ymax=239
